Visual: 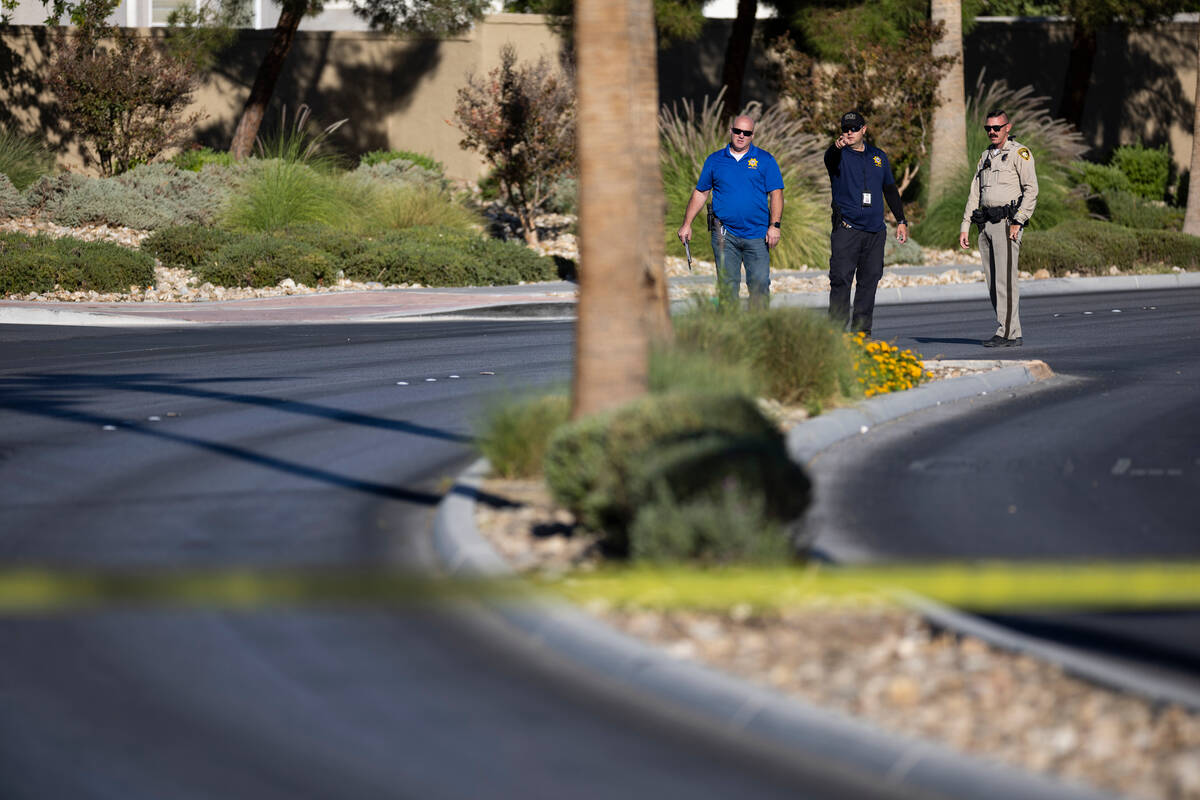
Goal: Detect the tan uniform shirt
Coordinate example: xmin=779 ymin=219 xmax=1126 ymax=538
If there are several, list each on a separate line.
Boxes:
xmin=960 ymin=138 xmax=1039 ymax=233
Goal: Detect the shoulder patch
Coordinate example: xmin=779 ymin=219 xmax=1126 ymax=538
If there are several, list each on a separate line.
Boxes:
xmin=872 ymin=155 xmax=882 ymax=167
xmin=1018 ymin=147 xmax=1031 ymax=161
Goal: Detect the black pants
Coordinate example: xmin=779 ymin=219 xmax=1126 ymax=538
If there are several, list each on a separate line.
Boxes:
xmin=828 ymin=225 xmax=886 ymax=334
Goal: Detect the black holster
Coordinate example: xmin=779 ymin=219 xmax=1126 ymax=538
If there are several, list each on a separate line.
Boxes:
xmin=706 ymin=205 xmax=717 ymax=232
xmin=970 ymin=199 xmax=1020 ymax=226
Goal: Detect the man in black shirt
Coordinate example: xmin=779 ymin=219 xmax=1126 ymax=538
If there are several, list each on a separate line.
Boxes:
xmin=825 ymin=110 xmax=909 ymax=336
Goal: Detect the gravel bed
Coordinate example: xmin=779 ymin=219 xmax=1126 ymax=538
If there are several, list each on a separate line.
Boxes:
xmin=472 ymin=365 xmax=1200 ymax=800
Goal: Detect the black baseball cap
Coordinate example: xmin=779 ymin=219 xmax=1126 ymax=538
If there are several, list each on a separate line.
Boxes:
xmin=840 ymin=111 xmax=866 ymax=131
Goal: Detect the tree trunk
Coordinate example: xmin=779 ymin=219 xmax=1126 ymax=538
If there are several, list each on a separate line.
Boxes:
xmin=929 ymin=0 xmax=966 ymax=203
xmin=572 ymin=0 xmax=666 ymax=418
xmin=229 ymin=1 xmax=305 ymax=159
xmin=720 ymin=0 xmax=757 ymax=118
xmin=1057 ymin=19 xmax=1096 ymax=128
xmin=1185 ymin=21 xmax=1200 ymax=236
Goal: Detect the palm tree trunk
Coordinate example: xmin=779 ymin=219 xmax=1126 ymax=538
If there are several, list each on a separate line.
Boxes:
xmin=1185 ymin=20 xmax=1200 ymax=236
xmin=720 ymin=0 xmax=757 ymax=118
xmin=929 ymin=0 xmax=966 ymax=203
xmin=572 ymin=0 xmax=667 ymax=418
xmin=229 ymin=1 xmax=306 ymax=159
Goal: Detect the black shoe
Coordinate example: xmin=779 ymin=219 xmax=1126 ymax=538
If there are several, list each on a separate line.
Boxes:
xmin=1004 ymin=337 xmax=1023 ymax=347
xmin=982 ymin=335 xmax=1006 ymax=347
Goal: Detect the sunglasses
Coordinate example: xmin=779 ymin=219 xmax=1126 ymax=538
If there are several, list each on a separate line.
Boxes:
xmin=841 ymin=125 xmax=863 ymax=133
xmin=731 ymin=127 xmax=754 ymax=136
xmin=984 ymin=124 xmax=1006 ymax=132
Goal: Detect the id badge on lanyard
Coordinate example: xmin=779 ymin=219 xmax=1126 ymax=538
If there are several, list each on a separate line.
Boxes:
xmin=862 ymin=192 xmax=872 ymax=207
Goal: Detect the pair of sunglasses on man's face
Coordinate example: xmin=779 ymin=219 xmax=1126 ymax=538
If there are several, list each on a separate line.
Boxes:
xmin=731 ymin=127 xmax=755 ymax=136
xmin=841 ymin=125 xmax=863 ymax=133
xmin=984 ymin=124 xmax=1007 ymax=132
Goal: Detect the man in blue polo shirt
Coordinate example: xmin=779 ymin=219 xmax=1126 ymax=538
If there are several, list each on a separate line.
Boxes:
xmin=676 ymin=114 xmax=784 ymax=309
xmin=825 ymin=110 xmax=909 ymax=336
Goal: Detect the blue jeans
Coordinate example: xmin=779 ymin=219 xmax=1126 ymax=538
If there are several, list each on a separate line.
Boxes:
xmin=711 ymin=227 xmax=770 ymax=309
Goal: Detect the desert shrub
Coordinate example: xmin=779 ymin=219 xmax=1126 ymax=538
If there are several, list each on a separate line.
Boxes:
xmin=1110 ymin=142 xmax=1171 ymax=201
xmin=48 ymin=7 xmax=201 ymax=176
xmin=1021 ymin=219 xmax=1140 ymax=275
xmin=544 ymin=176 xmax=578 ymax=215
xmin=476 ymin=393 xmax=571 ymax=478
xmin=282 ymin=224 xmax=371 ymax=262
xmin=648 ymin=344 xmax=762 ymax=398
xmin=171 ymin=146 xmax=237 ymax=173
xmin=543 ymin=392 xmax=808 ymax=556
xmin=454 ymin=43 xmax=575 ymax=244
xmin=0 ymin=232 xmax=154 ymax=294
xmin=352 ymin=159 xmax=446 ymax=190
xmin=343 ymin=227 xmax=555 ymax=286
xmin=671 ymin=305 xmax=859 ymax=412
xmin=1099 ymin=190 xmax=1183 ymax=230
xmin=1131 ymin=229 xmax=1200 ymax=269
xmin=659 ymin=92 xmax=829 ymax=270
xmin=0 ymin=174 xmax=31 ymax=218
xmin=0 ymin=127 xmax=55 ymax=191
xmin=141 ymin=224 xmax=237 ymax=267
xmin=32 ymin=164 xmax=226 ymax=229
xmin=884 ymin=229 xmax=923 ymax=265
xmin=224 ymin=160 xmax=341 ymax=232
xmin=197 ymin=234 xmax=335 ymax=287
xmin=360 ymin=149 xmax=444 ymax=175
xmin=628 ymin=470 xmax=793 ymax=565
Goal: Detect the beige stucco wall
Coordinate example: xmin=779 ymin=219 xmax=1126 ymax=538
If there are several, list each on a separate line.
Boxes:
xmin=0 ymin=13 xmax=565 ymax=180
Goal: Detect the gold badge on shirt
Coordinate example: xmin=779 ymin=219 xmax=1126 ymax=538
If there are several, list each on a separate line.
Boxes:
xmin=872 ymin=156 xmax=882 ymax=167
xmin=748 ymin=158 xmax=758 ymax=169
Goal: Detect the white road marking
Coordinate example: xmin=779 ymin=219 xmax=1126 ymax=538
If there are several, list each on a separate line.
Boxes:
xmin=396 ymin=381 xmax=408 ymax=385
xmin=1111 ymin=458 xmax=1132 ymax=475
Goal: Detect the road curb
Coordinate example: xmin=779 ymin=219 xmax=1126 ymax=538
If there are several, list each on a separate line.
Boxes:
xmin=432 ymin=377 xmax=1113 ymax=800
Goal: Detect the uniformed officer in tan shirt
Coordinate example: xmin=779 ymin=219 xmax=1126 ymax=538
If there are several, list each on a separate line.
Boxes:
xmin=959 ymin=108 xmax=1038 ymax=347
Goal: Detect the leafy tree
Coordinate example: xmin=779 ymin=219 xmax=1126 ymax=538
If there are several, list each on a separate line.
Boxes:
xmin=453 ymin=44 xmax=576 ymax=244
xmin=46 ymin=0 xmax=202 ymax=175
xmin=768 ymin=22 xmax=955 ymax=193
xmin=503 ymin=0 xmax=706 ymax=46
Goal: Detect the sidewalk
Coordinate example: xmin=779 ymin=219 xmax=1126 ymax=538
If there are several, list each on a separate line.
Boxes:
xmin=1 ymin=264 xmax=1197 ymax=326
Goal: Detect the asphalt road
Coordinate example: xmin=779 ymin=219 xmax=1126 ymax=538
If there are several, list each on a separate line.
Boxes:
xmin=810 ymin=286 xmax=1200 ymax=688
xmin=0 ymin=320 xmax=915 ymax=800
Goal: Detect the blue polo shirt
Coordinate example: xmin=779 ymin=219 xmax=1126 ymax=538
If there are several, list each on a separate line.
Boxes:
xmin=696 ymin=144 xmax=784 ymax=239
xmin=825 ymin=144 xmax=896 ymax=233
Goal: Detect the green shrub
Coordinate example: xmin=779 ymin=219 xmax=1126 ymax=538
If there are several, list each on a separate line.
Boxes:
xmin=352 ymin=159 xmax=447 ymax=190
xmin=671 ymin=305 xmax=859 ymax=411
xmin=629 ymin=475 xmax=792 ymax=565
xmin=1110 ymin=142 xmax=1171 ymax=201
xmin=343 ymin=227 xmax=555 ymax=286
xmin=1100 ymin=190 xmax=1183 ymax=230
xmin=476 ymin=393 xmax=571 ymax=478
xmin=350 ymin=183 xmax=481 ymax=235
xmin=648 ymin=343 xmax=762 ymax=398
xmin=197 ymin=234 xmax=335 ymax=287
xmin=1131 ymin=229 xmax=1200 ymax=269
xmin=0 ymin=232 xmax=154 ymax=294
xmin=543 ymin=392 xmax=807 ymax=556
xmin=171 ymin=146 xmax=237 ymax=173
xmin=282 ymin=224 xmax=371 ymax=262
xmin=0 ymin=127 xmax=55 ymax=191
xmin=30 ymin=164 xmax=226 ymax=230
xmin=359 ymin=149 xmax=445 ymax=175
xmin=0 ymin=174 xmax=31 ymax=218
xmin=254 ymin=103 xmax=347 ymax=172
xmin=1072 ymin=161 xmax=1132 ymax=195
xmin=141 ymin=224 xmax=237 ymax=268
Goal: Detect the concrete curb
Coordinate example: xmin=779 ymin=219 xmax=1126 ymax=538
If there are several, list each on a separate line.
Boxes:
xmin=0 ymin=306 xmax=194 ymax=327
xmin=433 ymin=395 xmax=1113 ymax=800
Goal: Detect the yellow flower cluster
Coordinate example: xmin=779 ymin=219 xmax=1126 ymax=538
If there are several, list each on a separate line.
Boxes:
xmin=848 ymin=332 xmax=929 ymax=398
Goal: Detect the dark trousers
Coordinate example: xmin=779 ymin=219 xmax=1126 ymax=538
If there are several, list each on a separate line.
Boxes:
xmin=828 ymin=225 xmax=886 ymax=334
